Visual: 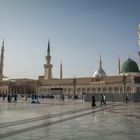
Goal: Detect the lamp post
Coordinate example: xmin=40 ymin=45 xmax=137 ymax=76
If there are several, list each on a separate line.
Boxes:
xmin=121 ymin=73 xmax=128 ymax=103
xmin=36 ymin=80 xmax=38 ymax=95
xmin=73 ymin=76 xmax=77 ymax=99
xmin=36 ymin=80 xmax=40 ymax=103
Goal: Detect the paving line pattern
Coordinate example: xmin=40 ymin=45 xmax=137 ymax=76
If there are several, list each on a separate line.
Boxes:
xmin=0 ymin=104 xmax=120 ymax=138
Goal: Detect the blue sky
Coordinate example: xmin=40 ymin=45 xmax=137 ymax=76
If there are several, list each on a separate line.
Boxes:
xmin=0 ymin=0 xmax=140 ymax=79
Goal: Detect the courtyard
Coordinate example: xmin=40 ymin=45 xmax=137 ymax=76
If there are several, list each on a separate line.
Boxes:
xmin=0 ymin=98 xmax=140 ymax=140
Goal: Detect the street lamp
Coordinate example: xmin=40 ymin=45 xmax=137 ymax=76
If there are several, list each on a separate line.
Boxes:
xmin=36 ymin=80 xmax=38 ymax=95
xmin=72 ymin=76 xmax=77 ymax=99
xmin=121 ymin=73 xmax=128 ymax=103
xmin=36 ymin=80 xmax=40 ymax=103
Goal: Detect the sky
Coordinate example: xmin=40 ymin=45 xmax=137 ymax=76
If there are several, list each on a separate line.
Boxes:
xmin=0 ymin=0 xmax=140 ymax=79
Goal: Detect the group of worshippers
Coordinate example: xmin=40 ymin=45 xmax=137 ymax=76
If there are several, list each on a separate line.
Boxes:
xmin=31 ymin=94 xmax=40 ymax=104
xmin=7 ymin=94 xmax=17 ymax=102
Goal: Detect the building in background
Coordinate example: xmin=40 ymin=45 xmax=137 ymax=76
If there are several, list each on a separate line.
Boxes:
xmin=0 ymin=40 xmax=36 ymax=97
xmin=1 ymin=25 xmax=140 ymax=102
xmin=38 ymin=25 xmax=140 ymax=101
xmin=0 ymin=78 xmax=36 ymax=97
xmin=38 ymin=42 xmax=140 ymax=100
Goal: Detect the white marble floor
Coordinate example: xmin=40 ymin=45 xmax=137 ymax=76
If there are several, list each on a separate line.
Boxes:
xmin=0 ymin=98 xmax=140 ymax=140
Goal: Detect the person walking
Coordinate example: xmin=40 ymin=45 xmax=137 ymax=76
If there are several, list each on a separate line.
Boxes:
xmin=31 ymin=94 xmax=35 ymax=103
xmin=14 ymin=94 xmax=17 ymax=102
xmin=126 ymin=93 xmax=128 ymax=104
xmin=62 ymin=94 xmax=65 ymax=101
xmin=100 ymin=94 xmax=106 ymax=106
xmin=7 ymin=94 xmax=11 ymax=102
xmin=25 ymin=95 xmax=28 ymax=101
xmin=92 ymin=95 xmax=96 ymax=107
xmin=2 ymin=93 xmax=5 ymax=100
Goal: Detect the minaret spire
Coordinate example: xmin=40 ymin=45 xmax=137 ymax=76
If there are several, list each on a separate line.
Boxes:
xmin=0 ymin=39 xmax=4 ymax=81
xmin=118 ymin=56 xmax=121 ymax=74
xmin=44 ymin=39 xmax=53 ymax=80
xmin=60 ymin=60 xmax=63 ymax=79
xmin=2 ymin=39 xmax=4 ymax=47
xmin=47 ymin=39 xmax=50 ymax=54
xmin=99 ymin=55 xmax=102 ymax=69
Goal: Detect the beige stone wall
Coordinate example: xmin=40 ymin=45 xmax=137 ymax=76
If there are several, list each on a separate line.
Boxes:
xmin=38 ymin=75 xmax=136 ymax=96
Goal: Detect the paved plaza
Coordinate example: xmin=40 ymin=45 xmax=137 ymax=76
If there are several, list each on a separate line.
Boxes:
xmin=0 ymin=98 xmax=140 ymax=140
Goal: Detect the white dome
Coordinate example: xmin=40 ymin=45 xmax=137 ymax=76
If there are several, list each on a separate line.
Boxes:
xmin=93 ymin=67 xmax=106 ymax=77
xmin=93 ymin=55 xmax=107 ymax=77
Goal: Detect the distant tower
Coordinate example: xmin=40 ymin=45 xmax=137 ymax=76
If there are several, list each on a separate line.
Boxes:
xmin=118 ymin=56 xmax=121 ymax=74
xmin=0 ymin=40 xmax=4 ymax=81
xmin=44 ymin=40 xmax=53 ymax=80
xmin=99 ymin=55 xmax=102 ymax=69
xmin=60 ymin=60 xmax=63 ymax=79
xmin=138 ymin=24 xmax=140 ymax=62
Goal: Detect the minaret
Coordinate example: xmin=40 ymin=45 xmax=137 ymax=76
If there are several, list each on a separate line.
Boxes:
xmin=0 ymin=40 xmax=4 ymax=81
xmin=60 ymin=60 xmax=63 ymax=79
xmin=118 ymin=56 xmax=121 ymax=74
xmin=44 ymin=40 xmax=53 ymax=80
xmin=99 ymin=55 xmax=102 ymax=69
xmin=138 ymin=24 xmax=140 ymax=62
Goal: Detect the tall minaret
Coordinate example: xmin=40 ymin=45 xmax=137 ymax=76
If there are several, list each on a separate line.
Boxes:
xmin=138 ymin=24 xmax=140 ymax=62
xmin=118 ymin=56 xmax=121 ymax=74
xmin=44 ymin=40 xmax=53 ymax=80
xmin=0 ymin=40 xmax=4 ymax=81
xmin=60 ymin=60 xmax=63 ymax=79
xmin=99 ymin=55 xmax=102 ymax=69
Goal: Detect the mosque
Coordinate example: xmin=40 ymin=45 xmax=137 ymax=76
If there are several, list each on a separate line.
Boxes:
xmin=37 ymin=25 xmax=140 ymax=101
xmin=37 ymin=42 xmax=140 ymax=101
xmin=0 ymin=25 xmax=140 ymax=101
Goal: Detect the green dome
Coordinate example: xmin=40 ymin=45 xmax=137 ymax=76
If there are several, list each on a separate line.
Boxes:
xmin=121 ymin=58 xmax=139 ymax=73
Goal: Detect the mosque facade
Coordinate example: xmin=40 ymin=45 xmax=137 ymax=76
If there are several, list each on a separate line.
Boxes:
xmin=0 ymin=25 xmax=140 ymax=101
xmin=38 ymin=42 xmax=140 ymax=99
xmin=37 ymin=25 xmax=140 ymax=101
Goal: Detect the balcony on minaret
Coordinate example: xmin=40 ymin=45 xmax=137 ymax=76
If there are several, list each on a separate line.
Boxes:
xmin=44 ymin=61 xmax=53 ymax=80
xmin=43 ymin=40 xmax=53 ymax=80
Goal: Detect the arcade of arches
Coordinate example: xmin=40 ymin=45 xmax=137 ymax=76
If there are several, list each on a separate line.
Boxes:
xmin=0 ymin=79 xmax=36 ymax=96
xmin=38 ymin=75 xmax=140 ymax=96
xmin=39 ymin=86 xmax=133 ymax=96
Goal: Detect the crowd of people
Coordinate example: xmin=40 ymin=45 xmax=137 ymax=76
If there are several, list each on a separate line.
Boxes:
xmin=1 ymin=93 xmax=128 ymax=107
xmin=0 ymin=93 xmax=69 ymax=103
xmin=1 ymin=93 xmax=21 ymax=102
